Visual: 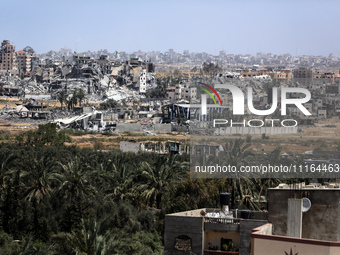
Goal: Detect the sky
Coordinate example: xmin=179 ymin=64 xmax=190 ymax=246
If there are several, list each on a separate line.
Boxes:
xmin=1 ymin=0 xmax=340 ymax=56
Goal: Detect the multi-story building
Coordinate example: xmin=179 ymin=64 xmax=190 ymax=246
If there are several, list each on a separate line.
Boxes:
xmin=241 ymin=69 xmax=259 ymax=78
xmin=293 ymin=67 xmax=313 ymax=79
xmin=16 ymin=50 xmax=31 ymax=74
xmin=241 ymin=68 xmax=291 ymax=82
xmin=165 ymin=184 xmax=340 ymax=255
xmin=313 ymin=72 xmax=335 ymax=85
xmin=139 ymin=69 xmax=147 ymax=94
xmin=73 ymin=53 xmax=91 ymax=65
xmin=181 ymin=86 xmax=197 ymax=102
xmin=267 ymin=70 xmax=291 ymax=81
xmin=0 ymin=40 xmax=16 ymax=71
xmin=166 ymin=87 xmax=176 ymax=102
xmin=97 ymin=54 xmax=111 ymax=75
xmin=251 ymin=182 xmax=340 ymax=255
xmin=164 ymin=193 xmax=268 ymax=255
xmin=166 ymin=82 xmax=197 ymax=103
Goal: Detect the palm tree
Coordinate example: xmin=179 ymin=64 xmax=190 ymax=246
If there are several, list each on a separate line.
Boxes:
xmin=55 ymin=157 xmax=92 ymax=198
xmin=55 ymin=218 xmax=117 ymax=255
xmin=0 ymin=150 xmax=22 ymax=236
xmin=19 ymin=234 xmax=56 ymax=255
xmin=57 ymin=90 xmax=68 ymax=110
xmin=223 ymin=138 xmax=253 ymax=167
xmin=222 ymin=138 xmax=254 ymax=208
xmin=21 ymin=155 xmax=58 ymax=240
xmin=111 ymin=159 xmax=135 ymax=202
xmin=90 ymin=153 xmax=136 ymax=204
xmin=54 ymin=157 xmax=95 ymax=229
xmin=0 ymin=153 xmax=17 ymax=199
xmin=23 ymin=157 xmax=57 ymax=203
xmin=76 ymin=89 xmax=86 ymax=107
xmin=135 ymin=154 xmax=188 ymax=209
xmin=256 ymin=146 xmax=283 ymax=203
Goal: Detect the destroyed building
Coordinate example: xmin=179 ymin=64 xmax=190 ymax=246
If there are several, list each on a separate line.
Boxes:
xmin=0 ymin=40 xmax=16 ymax=71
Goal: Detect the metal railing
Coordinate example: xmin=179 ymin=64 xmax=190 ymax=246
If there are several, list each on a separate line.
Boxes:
xmin=204 ymin=250 xmax=239 ymax=255
xmin=204 ymin=217 xmax=241 ymax=224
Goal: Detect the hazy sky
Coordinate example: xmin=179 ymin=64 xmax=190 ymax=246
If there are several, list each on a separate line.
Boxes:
xmin=1 ymin=0 xmax=339 ymax=56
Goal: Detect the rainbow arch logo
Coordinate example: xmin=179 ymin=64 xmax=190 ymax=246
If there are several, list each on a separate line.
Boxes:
xmin=198 ymin=82 xmax=223 ymax=106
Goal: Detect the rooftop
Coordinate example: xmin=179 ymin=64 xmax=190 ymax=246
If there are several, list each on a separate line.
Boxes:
xmin=271 ymin=182 xmax=340 ymax=190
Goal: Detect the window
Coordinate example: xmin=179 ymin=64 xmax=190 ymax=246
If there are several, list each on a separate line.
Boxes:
xmin=174 ymin=235 xmax=191 ymax=251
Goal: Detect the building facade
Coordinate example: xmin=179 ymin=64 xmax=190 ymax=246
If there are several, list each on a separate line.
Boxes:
xmin=164 ymin=208 xmax=267 ymax=255
xmin=0 ymin=40 xmax=16 ymax=71
xmin=139 ymin=69 xmax=147 ymax=94
xmin=16 ymin=50 xmax=31 ymax=74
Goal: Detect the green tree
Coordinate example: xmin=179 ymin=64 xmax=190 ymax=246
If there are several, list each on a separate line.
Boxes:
xmin=22 ymin=155 xmax=58 ymax=240
xmin=222 ymin=139 xmax=255 ymax=208
xmin=76 ymin=89 xmax=86 ymax=107
xmin=16 ymin=123 xmax=71 ymax=147
xmin=57 ymin=90 xmax=68 ymax=109
xmin=54 ymin=157 xmax=95 ymax=230
xmin=0 ymin=230 xmax=21 ymax=255
xmin=99 ymin=99 xmax=119 ymax=110
xmin=56 ymin=218 xmax=117 ymax=255
xmin=136 ymin=154 xmax=188 ymax=209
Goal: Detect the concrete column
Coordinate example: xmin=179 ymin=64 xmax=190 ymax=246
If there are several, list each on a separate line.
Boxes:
xmin=337 ymin=202 xmax=340 ymax=241
xmin=287 ymin=198 xmax=302 ymax=238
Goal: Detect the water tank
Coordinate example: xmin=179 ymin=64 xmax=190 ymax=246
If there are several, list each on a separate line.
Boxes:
xmin=240 ymin=209 xmax=251 ymax=219
xmin=220 ymin=192 xmax=231 ymax=206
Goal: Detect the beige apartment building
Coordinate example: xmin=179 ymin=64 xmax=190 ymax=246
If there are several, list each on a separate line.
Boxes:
xmin=16 ymin=50 xmax=31 ymax=74
xmin=0 ymin=40 xmax=16 ymax=71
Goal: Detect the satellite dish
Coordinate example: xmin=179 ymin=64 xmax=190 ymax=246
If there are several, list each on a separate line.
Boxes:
xmin=302 ymin=197 xmax=311 ymax=212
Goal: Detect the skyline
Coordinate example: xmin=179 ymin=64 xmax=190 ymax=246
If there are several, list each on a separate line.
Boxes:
xmin=1 ymin=0 xmax=340 ymax=56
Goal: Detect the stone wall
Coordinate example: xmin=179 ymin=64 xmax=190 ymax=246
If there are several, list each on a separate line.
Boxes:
xmin=164 ymin=215 xmax=204 ymax=255
xmin=268 ymin=189 xmax=340 ymax=241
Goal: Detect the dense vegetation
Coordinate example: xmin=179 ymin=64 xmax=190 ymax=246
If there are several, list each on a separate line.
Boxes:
xmin=0 ymin=124 xmax=309 ymax=254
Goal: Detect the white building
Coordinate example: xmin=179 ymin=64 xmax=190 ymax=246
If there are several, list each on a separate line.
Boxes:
xmin=139 ymin=69 xmax=147 ymax=94
xmin=166 ymin=82 xmax=197 ymax=102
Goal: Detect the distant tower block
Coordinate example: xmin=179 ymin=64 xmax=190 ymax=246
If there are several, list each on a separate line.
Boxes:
xmin=139 ymin=69 xmax=147 ymax=94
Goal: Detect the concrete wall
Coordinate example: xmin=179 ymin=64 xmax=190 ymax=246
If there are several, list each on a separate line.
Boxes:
xmin=251 ymin=223 xmax=340 ymax=255
xmin=164 ymin=215 xmax=204 ymax=255
xmin=234 ymin=211 xmax=268 ymax=221
xmin=164 ymin=209 xmax=268 ymax=255
xmin=116 ymin=123 xmax=172 ymax=133
xmin=252 ymin=235 xmax=340 ymax=255
xmin=116 ymin=123 xmax=143 ymax=132
xmin=214 ymin=126 xmax=298 ymax=135
xmin=119 ymin=141 xmax=143 ymax=153
xmin=287 ymin=199 xmax=302 ymax=238
xmin=172 ymin=124 xmax=189 ymax=132
xmin=154 ymin=123 xmax=171 ymax=133
xmin=268 ymin=189 xmax=340 ymax=241
xmin=204 ymin=222 xmax=240 ymax=233
xmin=239 ymin=220 xmax=268 ymax=255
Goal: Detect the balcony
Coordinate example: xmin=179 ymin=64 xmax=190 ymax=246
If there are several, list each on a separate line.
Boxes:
xmin=204 ymin=250 xmax=239 ymax=255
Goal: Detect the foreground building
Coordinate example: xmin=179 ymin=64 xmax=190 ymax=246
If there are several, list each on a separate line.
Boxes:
xmin=252 ymin=182 xmax=340 ymax=255
xmin=164 ymin=193 xmax=268 ymax=255
xmin=165 ymin=183 xmax=340 ymax=255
